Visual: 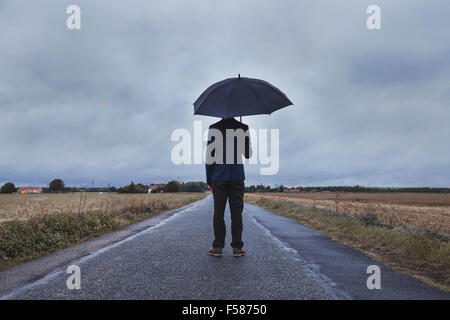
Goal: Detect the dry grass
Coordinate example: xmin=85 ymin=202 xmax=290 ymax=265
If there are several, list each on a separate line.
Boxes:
xmin=0 ymin=192 xmax=205 ymax=271
xmin=0 ymin=193 xmax=204 ymax=221
xmin=246 ymin=192 xmax=450 ymax=233
xmin=245 ymin=195 xmax=450 ymax=292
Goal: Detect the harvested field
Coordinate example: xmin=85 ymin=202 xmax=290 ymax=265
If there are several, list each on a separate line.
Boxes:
xmin=0 ymin=192 xmax=205 ymax=270
xmin=245 ymin=195 xmax=450 ymax=291
xmin=0 ymin=192 xmax=203 ymax=221
xmin=245 ymin=192 xmax=450 ymax=233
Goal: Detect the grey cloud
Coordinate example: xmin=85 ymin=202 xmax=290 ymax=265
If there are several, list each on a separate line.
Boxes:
xmin=0 ymin=0 xmax=449 ymax=188
xmin=348 ymin=51 xmax=448 ymax=85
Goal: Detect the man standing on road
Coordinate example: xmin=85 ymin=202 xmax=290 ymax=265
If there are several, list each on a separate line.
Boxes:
xmin=206 ymin=117 xmax=252 ymax=257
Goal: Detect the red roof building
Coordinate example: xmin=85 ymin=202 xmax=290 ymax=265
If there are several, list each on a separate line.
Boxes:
xmin=18 ymin=187 xmax=43 ymax=194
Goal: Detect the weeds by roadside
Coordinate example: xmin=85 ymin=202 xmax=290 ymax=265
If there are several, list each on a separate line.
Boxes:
xmin=0 ymin=193 xmax=205 ymax=271
xmin=245 ymin=193 xmax=450 ymax=233
xmin=245 ymin=196 xmax=450 ymax=292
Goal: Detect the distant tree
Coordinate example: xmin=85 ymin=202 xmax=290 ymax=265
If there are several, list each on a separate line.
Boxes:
xmin=49 ymin=179 xmax=64 ymax=192
xmin=165 ymin=180 xmax=181 ymax=193
xmin=128 ymin=181 xmax=137 ymax=193
xmin=117 ymin=181 xmax=146 ymax=193
xmin=136 ymin=183 xmax=148 ymax=193
xmin=117 ymin=182 xmax=149 ymax=193
xmin=181 ymin=182 xmax=208 ymax=192
xmin=1 ymin=182 xmax=16 ymax=194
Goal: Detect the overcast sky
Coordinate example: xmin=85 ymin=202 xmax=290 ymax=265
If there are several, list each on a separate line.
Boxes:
xmin=1 ymin=0 xmax=449 ymax=188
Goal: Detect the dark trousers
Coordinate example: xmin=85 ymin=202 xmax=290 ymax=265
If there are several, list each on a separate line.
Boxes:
xmin=211 ymin=180 xmax=245 ymax=249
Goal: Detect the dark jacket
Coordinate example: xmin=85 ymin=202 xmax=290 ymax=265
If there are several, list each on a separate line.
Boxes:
xmin=205 ymin=118 xmax=252 ymax=185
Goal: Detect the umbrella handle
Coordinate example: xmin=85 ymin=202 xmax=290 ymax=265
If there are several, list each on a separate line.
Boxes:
xmin=238 ymin=75 xmax=242 ymax=122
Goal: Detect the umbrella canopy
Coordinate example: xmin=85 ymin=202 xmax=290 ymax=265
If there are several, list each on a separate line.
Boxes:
xmin=193 ymin=75 xmax=293 ymax=118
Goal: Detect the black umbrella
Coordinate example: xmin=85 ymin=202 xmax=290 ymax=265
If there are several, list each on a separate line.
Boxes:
xmin=193 ymin=74 xmax=293 ymax=119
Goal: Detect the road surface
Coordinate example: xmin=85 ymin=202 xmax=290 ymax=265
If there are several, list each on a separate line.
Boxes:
xmin=0 ymin=195 xmax=448 ymax=299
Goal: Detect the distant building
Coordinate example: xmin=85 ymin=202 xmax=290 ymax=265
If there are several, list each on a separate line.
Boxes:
xmin=18 ymin=187 xmax=42 ymax=194
xmin=148 ymin=184 xmax=165 ymax=193
xmin=284 ymin=188 xmax=300 ymax=193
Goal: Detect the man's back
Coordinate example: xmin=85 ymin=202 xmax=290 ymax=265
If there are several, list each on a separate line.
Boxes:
xmin=205 ymin=118 xmax=251 ymax=185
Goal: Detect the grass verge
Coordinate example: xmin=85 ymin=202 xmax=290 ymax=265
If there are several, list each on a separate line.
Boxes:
xmin=0 ymin=193 xmax=205 ymax=271
xmin=245 ymin=196 xmax=450 ymax=292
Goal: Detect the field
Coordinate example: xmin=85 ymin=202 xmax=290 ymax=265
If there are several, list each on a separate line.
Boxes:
xmin=0 ymin=192 xmax=204 ymax=222
xmin=245 ymin=192 xmax=450 ymax=291
xmin=0 ymin=192 xmax=205 ymax=270
xmin=245 ymin=192 xmax=450 ymax=233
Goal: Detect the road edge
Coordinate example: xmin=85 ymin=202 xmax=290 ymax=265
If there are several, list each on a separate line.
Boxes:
xmin=0 ymin=196 xmax=208 ymax=298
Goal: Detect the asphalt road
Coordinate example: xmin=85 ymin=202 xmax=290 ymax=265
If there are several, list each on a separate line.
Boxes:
xmin=0 ymin=195 xmax=448 ymax=300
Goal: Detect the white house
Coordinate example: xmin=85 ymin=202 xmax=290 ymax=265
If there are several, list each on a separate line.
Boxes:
xmin=148 ymin=184 xmax=164 ymax=193
xmin=18 ymin=187 xmax=42 ymax=194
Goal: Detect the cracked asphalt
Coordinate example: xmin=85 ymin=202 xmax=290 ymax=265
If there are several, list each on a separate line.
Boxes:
xmin=1 ymin=195 xmax=448 ymax=300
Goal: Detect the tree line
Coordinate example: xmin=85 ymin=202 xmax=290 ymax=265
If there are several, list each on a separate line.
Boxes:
xmin=0 ymin=179 xmax=209 ymax=194
xmin=245 ymin=184 xmax=450 ymax=193
xmin=2 ymin=180 xmax=449 ymax=194
xmin=0 ymin=179 xmax=67 ymax=193
xmin=117 ymin=181 xmax=208 ymax=193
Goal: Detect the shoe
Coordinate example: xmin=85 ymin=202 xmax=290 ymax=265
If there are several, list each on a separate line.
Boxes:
xmin=233 ymin=248 xmax=246 ymax=257
xmin=208 ymin=248 xmax=222 ymax=257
